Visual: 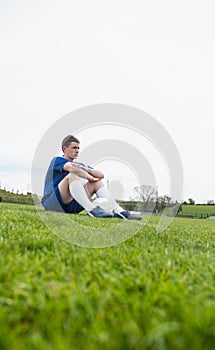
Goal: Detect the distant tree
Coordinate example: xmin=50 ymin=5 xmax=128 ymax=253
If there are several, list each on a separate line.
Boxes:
xmin=188 ymin=198 xmax=195 ymax=205
xmin=207 ymin=200 xmax=215 ymax=205
xmin=156 ymin=195 xmax=174 ymax=211
xmin=158 ymin=195 xmax=172 ymax=205
xmin=133 ymin=184 xmax=158 ymax=212
xmin=133 ymin=184 xmax=158 ymax=203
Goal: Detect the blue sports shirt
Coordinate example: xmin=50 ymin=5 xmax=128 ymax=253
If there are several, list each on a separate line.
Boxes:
xmin=41 ymin=156 xmax=93 ymax=203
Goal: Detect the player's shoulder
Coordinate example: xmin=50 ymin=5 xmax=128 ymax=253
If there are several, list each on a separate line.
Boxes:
xmin=54 ymin=155 xmax=67 ymax=161
xmin=52 ymin=156 xmax=70 ymax=166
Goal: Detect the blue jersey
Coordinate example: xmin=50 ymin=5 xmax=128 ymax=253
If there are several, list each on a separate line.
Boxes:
xmin=41 ymin=156 xmax=93 ymax=204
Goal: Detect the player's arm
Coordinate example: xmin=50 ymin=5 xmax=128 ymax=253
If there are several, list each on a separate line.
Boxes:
xmin=63 ymin=162 xmax=100 ymax=181
xmin=78 ymin=165 xmax=104 ymax=180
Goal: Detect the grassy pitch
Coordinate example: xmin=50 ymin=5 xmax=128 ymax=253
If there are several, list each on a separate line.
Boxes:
xmin=179 ymin=205 xmax=215 ymax=218
xmin=0 ymin=203 xmax=215 ymax=350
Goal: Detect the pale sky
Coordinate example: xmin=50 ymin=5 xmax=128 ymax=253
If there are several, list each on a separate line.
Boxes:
xmin=0 ymin=0 xmax=215 ymax=202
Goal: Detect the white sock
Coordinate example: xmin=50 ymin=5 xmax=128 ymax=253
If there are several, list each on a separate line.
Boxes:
xmin=96 ymin=186 xmax=124 ymax=213
xmin=69 ymin=180 xmax=95 ymax=212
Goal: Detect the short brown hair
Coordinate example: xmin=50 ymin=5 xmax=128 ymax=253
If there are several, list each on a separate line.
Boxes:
xmin=61 ymin=135 xmax=80 ymax=148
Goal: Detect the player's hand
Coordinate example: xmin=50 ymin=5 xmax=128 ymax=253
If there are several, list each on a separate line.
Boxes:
xmin=87 ymin=175 xmax=99 ymax=182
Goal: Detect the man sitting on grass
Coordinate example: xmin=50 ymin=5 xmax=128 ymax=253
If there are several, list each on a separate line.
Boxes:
xmin=41 ymin=135 xmax=141 ymax=220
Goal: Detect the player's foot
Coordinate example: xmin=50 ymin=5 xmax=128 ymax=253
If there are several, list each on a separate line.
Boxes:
xmin=88 ymin=206 xmax=112 ymax=218
xmin=114 ymin=210 xmax=142 ymax=220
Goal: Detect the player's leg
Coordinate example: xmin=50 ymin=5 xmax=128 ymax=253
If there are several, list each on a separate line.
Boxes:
xmin=95 ymin=184 xmax=142 ymax=220
xmin=58 ymin=173 xmax=95 ymax=212
xmin=95 ymin=185 xmax=124 ymax=213
xmin=58 ymin=174 xmax=112 ymax=218
xmin=58 ymin=173 xmax=74 ymax=204
xmin=84 ymin=179 xmax=106 ymax=198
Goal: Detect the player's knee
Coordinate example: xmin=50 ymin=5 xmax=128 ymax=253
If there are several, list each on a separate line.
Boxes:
xmin=95 ymin=180 xmax=105 ymax=190
xmin=69 ymin=173 xmax=81 ymax=183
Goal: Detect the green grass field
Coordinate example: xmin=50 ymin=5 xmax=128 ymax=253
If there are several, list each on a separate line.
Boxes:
xmin=0 ymin=203 xmax=215 ymax=350
xmin=179 ymin=205 xmax=215 ymax=218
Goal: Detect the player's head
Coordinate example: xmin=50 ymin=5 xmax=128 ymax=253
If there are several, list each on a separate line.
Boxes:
xmin=62 ymin=135 xmax=80 ymax=148
xmin=62 ymin=135 xmax=80 ymax=160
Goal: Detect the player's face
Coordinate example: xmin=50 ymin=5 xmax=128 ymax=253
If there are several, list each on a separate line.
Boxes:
xmin=63 ymin=142 xmax=80 ymax=161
